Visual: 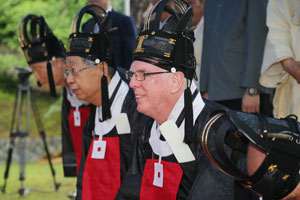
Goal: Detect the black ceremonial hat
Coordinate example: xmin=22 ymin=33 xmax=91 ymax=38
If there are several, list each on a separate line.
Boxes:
xmin=18 ymin=14 xmax=64 ymax=97
xmin=18 ymin=15 xmax=66 ymax=65
xmin=134 ymin=0 xmax=196 ymax=80
xmin=66 ymin=4 xmax=115 ymax=67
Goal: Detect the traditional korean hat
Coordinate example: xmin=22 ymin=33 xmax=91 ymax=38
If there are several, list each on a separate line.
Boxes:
xmin=18 ymin=14 xmax=66 ymax=97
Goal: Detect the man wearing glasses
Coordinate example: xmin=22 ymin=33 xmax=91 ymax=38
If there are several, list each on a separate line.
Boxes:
xmin=116 ymin=0 xmax=234 ymax=199
xmin=117 ymin=0 xmax=300 ymax=199
xmin=65 ymin=5 xmax=147 ymax=200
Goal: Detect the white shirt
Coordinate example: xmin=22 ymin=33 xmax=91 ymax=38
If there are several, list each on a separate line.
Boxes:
xmin=94 ymin=72 xmax=129 ymax=136
xmin=149 ymin=81 xmax=205 ymax=157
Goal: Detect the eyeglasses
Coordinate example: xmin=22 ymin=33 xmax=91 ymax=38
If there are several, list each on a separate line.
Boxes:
xmin=64 ymin=64 xmax=97 ymax=78
xmin=125 ymin=70 xmax=170 ymax=81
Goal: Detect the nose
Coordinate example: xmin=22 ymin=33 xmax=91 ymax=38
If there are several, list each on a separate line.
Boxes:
xmin=33 ymin=71 xmax=41 ymax=82
xmin=66 ymin=73 xmax=74 ymax=85
xmin=129 ymin=75 xmax=140 ymax=89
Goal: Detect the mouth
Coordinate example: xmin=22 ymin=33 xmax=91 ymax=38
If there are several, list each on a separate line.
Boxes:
xmin=72 ymin=89 xmax=80 ymax=95
xmin=135 ymin=95 xmax=145 ymax=99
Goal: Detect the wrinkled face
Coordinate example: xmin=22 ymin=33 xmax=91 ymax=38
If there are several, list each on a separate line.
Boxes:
xmin=129 ymin=61 xmax=171 ymax=118
xmin=30 ymin=62 xmax=49 ymax=90
xmin=66 ymin=56 xmax=101 ymax=104
xmin=29 ymin=60 xmax=65 ymax=91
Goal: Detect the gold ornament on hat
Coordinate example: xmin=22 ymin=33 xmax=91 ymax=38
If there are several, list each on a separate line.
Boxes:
xmin=134 ymin=35 xmax=149 ymax=53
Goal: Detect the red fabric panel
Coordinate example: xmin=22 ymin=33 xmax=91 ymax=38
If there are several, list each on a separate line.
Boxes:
xmin=82 ymin=137 xmax=121 ymax=200
xmin=140 ymin=159 xmax=183 ymax=200
xmin=68 ymin=106 xmax=91 ymax=174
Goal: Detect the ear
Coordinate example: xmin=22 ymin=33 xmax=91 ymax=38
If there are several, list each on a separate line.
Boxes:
xmin=102 ymin=62 xmax=109 ymax=77
xmin=97 ymin=62 xmax=111 ymax=81
xmin=168 ymin=72 xmax=185 ymax=94
xmin=53 ymin=58 xmax=64 ymax=70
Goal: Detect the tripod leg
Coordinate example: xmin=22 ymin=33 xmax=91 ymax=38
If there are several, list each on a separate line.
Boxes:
xmin=30 ymin=92 xmax=61 ymax=191
xmin=18 ymin=137 xmax=26 ymax=196
xmin=1 ymin=138 xmax=16 ymax=193
xmin=1 ymin=88 xmax=20 ymax=193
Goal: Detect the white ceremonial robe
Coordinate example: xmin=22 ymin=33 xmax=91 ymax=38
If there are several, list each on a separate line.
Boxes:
xmin=260 ymin=0 xmax=300 ymax=119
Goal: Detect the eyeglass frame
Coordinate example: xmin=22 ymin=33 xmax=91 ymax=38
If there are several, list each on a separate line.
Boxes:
xmin=64 ymin=64 xmax=97 ymax=78
xmin=125 ymin=70 xmax=170 ymax=81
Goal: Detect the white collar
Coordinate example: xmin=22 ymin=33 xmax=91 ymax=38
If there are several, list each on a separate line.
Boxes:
xmin=149 ymin=81 xmax=205 ymax=157
xmin=167 ymin=81 xmax=204 ymax=125
xmin=106 ymin=6 xmax=112 ymax=12
xmin=94 ymin=72 xmax=129 ymax=136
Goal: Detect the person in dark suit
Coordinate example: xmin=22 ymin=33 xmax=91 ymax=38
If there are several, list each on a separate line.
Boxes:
xmin=200 ymin=0 xmax=271 ymax=115
xmin=87 ymin=0 xmax=137 ymax=70
xmin=200 ymin=0 xmax=270 ymax=199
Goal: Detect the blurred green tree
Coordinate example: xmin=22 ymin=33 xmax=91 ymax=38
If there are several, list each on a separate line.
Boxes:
xmin=0 ymin=0 xmax=125 ymax=70
xmin=0 ymin=0 xmax=86 ymax=51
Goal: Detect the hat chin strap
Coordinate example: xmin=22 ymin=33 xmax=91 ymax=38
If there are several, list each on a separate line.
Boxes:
xmin=100 ymin=63 xmax=111 ymax=121
xmin=46 ymin=61 xmax=57 ymax=97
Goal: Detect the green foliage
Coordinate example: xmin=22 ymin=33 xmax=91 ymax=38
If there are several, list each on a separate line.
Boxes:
xmin=0 ymin=88 xmax=62 ymax=139
xmin=0 ymin=53 xmax=27 ymax=71
xmin=0 ymin=0 xmax=125 ymax=70
xmin=112 ymin=0 xmax=124 ymax=12
xmin=0 ymin=71 xmax=18 ymax=92
xmin=0 ymin=0 xmax=86 ymax=51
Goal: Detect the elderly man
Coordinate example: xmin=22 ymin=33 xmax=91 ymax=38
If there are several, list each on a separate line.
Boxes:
xmin=116 ymin=0 xmax=300 ymax=199
xmin=116 ymin=0 xmax=234 ymax=199
xmin=65 ymin=5 xmax=146 ymax=200
xmin=18 ymin=15 xmax=91 ymax=182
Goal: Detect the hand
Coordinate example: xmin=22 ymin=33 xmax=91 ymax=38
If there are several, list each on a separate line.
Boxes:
xmin=247 ymin=143 xmax=265 ymax=176
xmin=242 ymin=92 xmax=260 ymax=113
xmin=282 ymin=183 xmax=300 ymax=200
xmin=282 ymin=58 xmax=300 ymax=83
xmin=281 ymin=183 xmax=300 ymax=200
xmin=202 ymin=92 xmax=208 ymax=99
xmin=247 ymin=144 xmax=300 ymax=200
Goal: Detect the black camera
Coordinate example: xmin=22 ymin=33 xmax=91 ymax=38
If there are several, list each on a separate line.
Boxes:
xmin=15 ymin=67 xmax=32 ymax=85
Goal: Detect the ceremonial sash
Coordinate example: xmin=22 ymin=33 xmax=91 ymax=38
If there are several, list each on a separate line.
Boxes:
xmin=68 ymin=106 xmax=91 ymax=174
xmin=82 ymin=137 xmax=121 ymax=200
xmin=140 ymin=159 xmax=183 ymax=200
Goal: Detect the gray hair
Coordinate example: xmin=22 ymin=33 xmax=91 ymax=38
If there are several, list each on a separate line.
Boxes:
xmin=80 ymin=57 xmax=115 ymax=77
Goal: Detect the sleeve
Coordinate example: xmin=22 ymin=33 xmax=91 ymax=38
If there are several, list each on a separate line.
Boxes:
xmin=75 ymin=106 xmax=95 ymax=200
xmin=259 ymin=0 xmax=294 ymax=88
xmin=61 ymin=89 xmax=77 ymax=177
xmin=120 ymin=16 xmax=137 ymax=69
xmin=240 ymin=0 xmax=268 ymax=89
xmin=199 ymin=2 xmax=211 ymax=93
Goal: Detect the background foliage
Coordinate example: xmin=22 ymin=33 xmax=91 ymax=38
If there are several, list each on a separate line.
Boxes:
xmin=0 ymin=0 xmax=125 ymax=70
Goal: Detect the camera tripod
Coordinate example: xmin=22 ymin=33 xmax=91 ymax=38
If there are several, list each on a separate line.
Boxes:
xmin=0 ymin=67 xmax=60 ymax=196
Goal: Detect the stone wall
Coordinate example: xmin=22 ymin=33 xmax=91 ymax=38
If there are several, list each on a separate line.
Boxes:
xmin=0 ymin=136 xmax=61 ymax=164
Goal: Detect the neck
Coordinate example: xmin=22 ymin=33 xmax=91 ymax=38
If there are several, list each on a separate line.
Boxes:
xmin=153 ymin=92 xmax=182 ymax=125
xmin=92 ymin=73 xmax=112 ymax=107
xmin=193 ymin=14 xmax=202 ymax=26
xmin=59 ymin=79 xmax=67 ymax=87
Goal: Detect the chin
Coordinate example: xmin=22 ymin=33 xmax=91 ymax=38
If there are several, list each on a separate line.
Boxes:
xmin=137 ymin=105 xmax=152 ymax=117
xmin=42 ymin=84 xmax=50 ymax=91
xmin=136 ymin=104 xmax=146 ymax=114
xmin=76 ymin=94 xmax=87 ymax=101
